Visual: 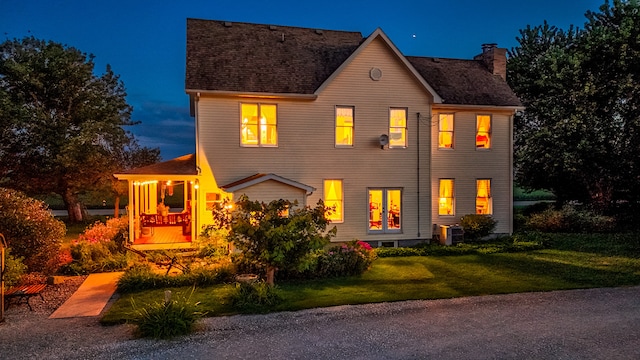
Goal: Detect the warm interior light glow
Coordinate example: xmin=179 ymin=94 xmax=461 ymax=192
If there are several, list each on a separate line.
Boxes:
xmin=324 ymin=180 xmax=343 ymax=222
xmin=439 ymin=179 xmax=454 ymax=215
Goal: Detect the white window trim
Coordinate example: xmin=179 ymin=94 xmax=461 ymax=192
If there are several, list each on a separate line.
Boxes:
xmin=335 ymin=105 xmax=354 ymax=148
xmin=367 ymin=187 xmax=403 ymax=234
xmin=389 ymin=107 xmax=408 ymax=149
xmin=240 ymin=103 xmax=278 ymax=147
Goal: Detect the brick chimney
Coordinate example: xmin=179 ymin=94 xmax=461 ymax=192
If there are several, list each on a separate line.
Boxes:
xmin=474 ymin=43 xmax=507 ymax=80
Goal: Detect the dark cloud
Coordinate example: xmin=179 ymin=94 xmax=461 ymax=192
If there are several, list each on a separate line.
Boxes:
xmin=128 ymin=101 xmax=195 ymax=161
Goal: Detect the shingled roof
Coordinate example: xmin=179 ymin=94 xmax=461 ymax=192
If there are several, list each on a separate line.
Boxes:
xmin=186 ymin=19 xmax=364 ymax=94
xmin=117 ymin=154 xmax=197 ymax=176
xmin=185 ymin=18 xmax=521 ymax=107
xmin=407 ymin=57 xmax=522 ymax=107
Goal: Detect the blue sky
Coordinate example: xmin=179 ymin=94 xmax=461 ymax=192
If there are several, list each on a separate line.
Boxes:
xmin=1 ymin=0 xmax=604 ymax=160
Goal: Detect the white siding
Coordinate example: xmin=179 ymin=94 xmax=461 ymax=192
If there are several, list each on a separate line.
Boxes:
xmin=431 ymin=110 xmax=513 ymax=234
xmin=196 ymin=36 xmax=433 ymax=242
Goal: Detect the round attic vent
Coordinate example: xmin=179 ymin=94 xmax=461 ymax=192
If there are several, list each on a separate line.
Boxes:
xmin=369 ymin=67 xmax=383 ymax=81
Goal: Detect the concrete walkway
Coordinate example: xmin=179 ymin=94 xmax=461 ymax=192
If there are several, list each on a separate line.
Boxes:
xmin=49 ymin=272 xmax=122 ymax=318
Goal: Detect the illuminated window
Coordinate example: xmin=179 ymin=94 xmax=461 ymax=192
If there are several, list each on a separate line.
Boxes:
xmin=438 ymin=179 xmax=455 ymax=216
xmin=389 ymin=108 xmax=407 ymax=148
xmin=476 ymin=179 xmax=492 ymax=215
xmin=241 ymin=103 xmax=277 ymax=146
xmin=205 ymin=192 xmax=221 ymax=211
xmin=368 ymin=188 xmax=402 ymax=232
xmin=324 ymin=179 xmax=343 ymax=222
xmin=335 ymin=106 xmax=354 ymax=146
xmin=438 ymin=114 xmax=454 ymax=149
xmin=476 ymin=115 xmax=491 ymax=149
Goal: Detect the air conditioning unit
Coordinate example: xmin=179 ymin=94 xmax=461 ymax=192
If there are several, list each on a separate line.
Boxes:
xmin=439 ymin=225 xmax=464 ymax=246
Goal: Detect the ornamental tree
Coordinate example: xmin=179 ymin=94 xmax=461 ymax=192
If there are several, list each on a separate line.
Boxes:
xmin=0 ymin=37 xmax=159 ymax=222
xmin=213 ymin=195 xmax=337 ymax=286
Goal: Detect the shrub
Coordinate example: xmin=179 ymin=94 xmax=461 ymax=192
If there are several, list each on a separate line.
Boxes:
xmin=131 ymin=289 xmax=205 ymax=339
xmin=0 ymin=188 xmax=65 ymax=273
xmin=525 ymin=205 xmax=616 ymax=233
xmin=460 ymin=214 xmax=498 ymax=240
xmin=2 ymin=248 xmax=27 ymax=288
xmin=60 ymin=217 xmax=131 ymax=274
xmin=229 ymin=281 xmax=283 ymax=313
xmin=196 ymin=225 xmax=230 ymax=260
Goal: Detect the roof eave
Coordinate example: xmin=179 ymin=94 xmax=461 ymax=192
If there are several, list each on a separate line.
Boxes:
xmin=432 ymin=103 xmax=525 ymax=112
xmin=186 ymin=89 xmax=318 ymax=100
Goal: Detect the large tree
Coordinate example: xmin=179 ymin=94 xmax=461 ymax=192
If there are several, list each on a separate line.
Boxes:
xmin=0 ymin=37 xmax=159 ymax=222
xmin=508 ymin=0 xmax=640 ymax=212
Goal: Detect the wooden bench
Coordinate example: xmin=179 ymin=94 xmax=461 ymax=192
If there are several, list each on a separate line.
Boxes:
xmin=4 ymin=284 xmax=47 ymax=311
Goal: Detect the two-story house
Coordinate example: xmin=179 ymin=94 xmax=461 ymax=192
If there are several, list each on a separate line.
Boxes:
xmin=115 ymin=19 xmax=522 ymax=250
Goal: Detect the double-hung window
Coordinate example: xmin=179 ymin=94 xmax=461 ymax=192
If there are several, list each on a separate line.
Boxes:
xmin=438 ymin=114 xmax=454 ymax=149
xmin=476 ymin=179 xmax=492 ymax=215
xmin=241 ymin=103 xmax=277 ymax=146
xmin=476 ymin=115 xmax=491 ymax=149
xmin=324 ymin=179 xmax=343 ymax=222
xmin=389 ymin=108 xmax=407 ymax=148
xmin=335 ymin=106 xmax=354 ymax=146
xmin=438 ymin=179 xmax=455 ymax=216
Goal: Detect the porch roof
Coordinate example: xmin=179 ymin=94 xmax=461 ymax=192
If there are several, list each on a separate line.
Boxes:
xmin=114 ymin=154 xmax=198 ymax=180
xmin=221 ymin=173 xmax=316 ymax=195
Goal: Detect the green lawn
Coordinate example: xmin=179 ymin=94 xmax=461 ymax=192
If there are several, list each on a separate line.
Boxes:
xmin=101 ymin=235 xmax=640 ymax=324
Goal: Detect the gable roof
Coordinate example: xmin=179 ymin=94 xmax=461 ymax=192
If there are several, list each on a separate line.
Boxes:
xmin=185 ymin=18 xmax=520 ymax=107
xmin=186 ymin=19 xmax=363 ymax=95
xmin=407 ymin=57 xmax=522 ymax=107
xmin=115 ymin=154 xmax=197 ymax=177
xmin=221 ymin=173 xmax=316 ymax=195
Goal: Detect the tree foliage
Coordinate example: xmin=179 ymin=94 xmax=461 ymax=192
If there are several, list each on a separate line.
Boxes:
xmin=213 ymin=196 xmax=337 ymax=285
xmin=0 ymin=187 xmax=65 ymax=273
xmin=0 ymin=37 xmax=159 ymax=222
xmin=508 ymin=0 xmax=640 ymax=212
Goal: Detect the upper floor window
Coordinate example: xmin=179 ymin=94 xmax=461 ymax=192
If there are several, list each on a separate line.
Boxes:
xmin=324 ymin=179 xmax=343 ymax=222
xmin=335 ymin=106 xmax=354 ymax=146
xmin=389 ymin=108 xmax=407 ymax=148
xmin=438 ymin=114 xmax=454 ymax=149
xmin=241 ymin=103 xmax=277 ymax=147
xmin=438 ymin=179 xmax=455 ymax=216
xmin=476 ymin=115 xmax=491 ymax=149
xmin=476 ymin=179 xmax=492 ymax=215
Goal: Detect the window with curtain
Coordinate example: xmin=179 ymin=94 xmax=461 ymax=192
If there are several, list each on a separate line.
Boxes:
xmin=335 ymin=106 xmax=354 ymax=146
xmin=324 ymin=179 xmax=343 ymax=222
xmin=476 ymin=179 xmax=492 ymax=215
xmin=241 ymin=103 xmax=277 ymax=146
xmin=476 ymin=115 xmax=491 ymax=149
xmin=368 ymin=188 xmax=402 ymax=232
xmin=439 ymin=114 xmax=454 ymax=149
xmin=389 ymin=108 xmax=407 ymax=148
xmin=438 ymin=179 xmax=455 ymax=215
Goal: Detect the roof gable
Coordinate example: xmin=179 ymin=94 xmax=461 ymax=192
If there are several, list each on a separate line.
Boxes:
xmin=314 ymin=28 xmax=442 ymax=102
xmin=221 ymin=173 xmax=315 ymax=195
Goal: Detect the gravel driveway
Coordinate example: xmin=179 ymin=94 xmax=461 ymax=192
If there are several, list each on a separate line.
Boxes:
xmin=1 ymin=286 xmax=639 ymax=359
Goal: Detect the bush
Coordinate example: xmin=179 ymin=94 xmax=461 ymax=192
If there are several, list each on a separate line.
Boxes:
xmin=196 ymin=225 xmax=230 ymax=259
xmin=2 ymin=248 xmax=27 ymax=288
xmin=460 ymin=214 xmax=497 ymax=240
xmin=131 ymin=289 xmax=205 ymax=339
xmin=229 ymin=281 xmax=283 ymax=313
xmin=277 ymin=240 xmax=376 ymax=280
xmin=0 ymin=188 xmax=65 ymax=273
xmin=525 ymin=205 xmax=616 ymax=233
xmin=59 ymin=217 xmax=131 ymax=274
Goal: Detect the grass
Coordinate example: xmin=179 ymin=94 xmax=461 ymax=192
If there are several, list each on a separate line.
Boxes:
xmin=514 ymin=185 xmax=555 ymax=201
xmin=101 ymin=233 xmax=640 ymax=325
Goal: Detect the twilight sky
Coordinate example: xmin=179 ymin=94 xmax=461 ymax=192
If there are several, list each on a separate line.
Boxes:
xmin=1 ymin=0 xmax=603 ymax=160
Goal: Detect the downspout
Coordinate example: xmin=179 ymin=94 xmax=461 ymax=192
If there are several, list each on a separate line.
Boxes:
xmin=416 ymin=112 xmax=421 ymax=238
xmin=194 ymin=92 xmax=201 ymax=236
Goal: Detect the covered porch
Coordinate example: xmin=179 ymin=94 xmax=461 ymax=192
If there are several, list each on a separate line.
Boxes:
xmin=114 ymin=154 xmax=199 ymax=250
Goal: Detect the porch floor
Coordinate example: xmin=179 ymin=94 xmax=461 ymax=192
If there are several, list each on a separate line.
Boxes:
xmin=132 ymin=226 xmax=194 ymax=250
